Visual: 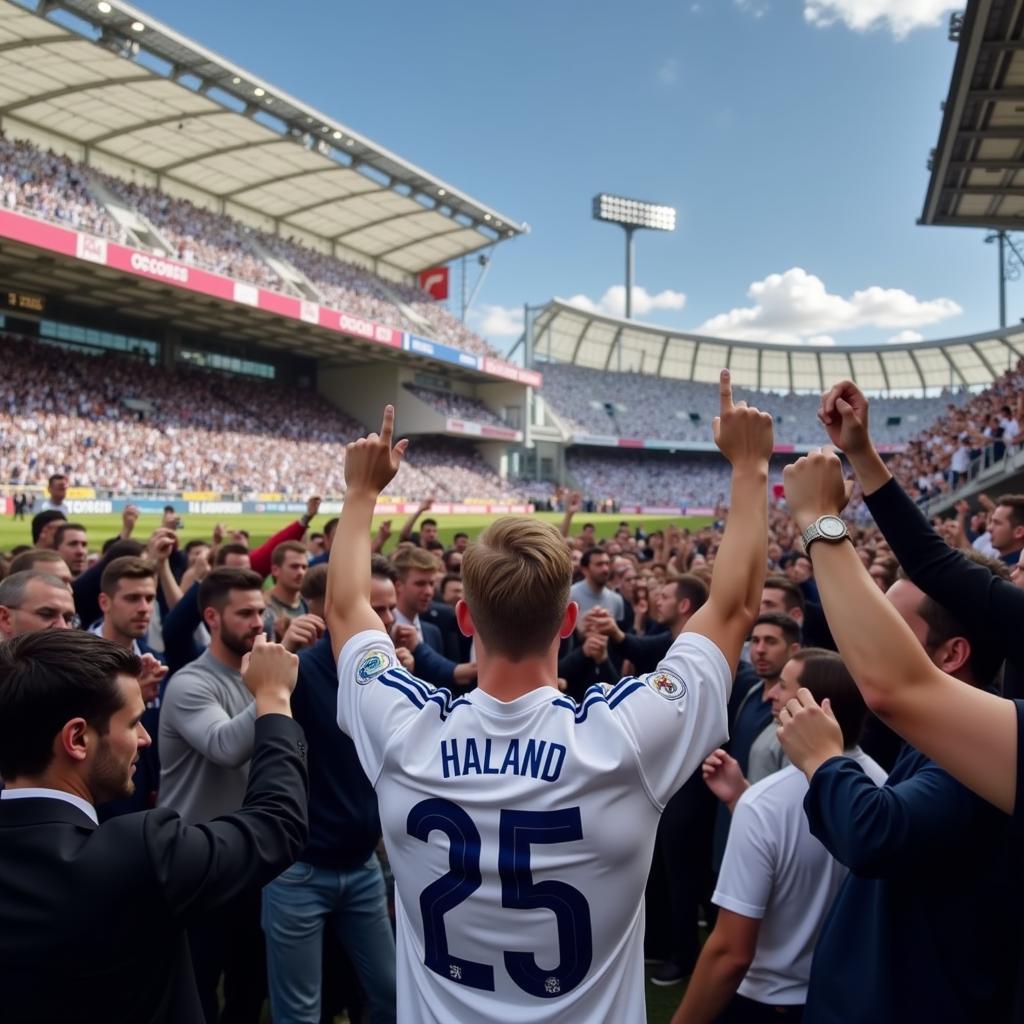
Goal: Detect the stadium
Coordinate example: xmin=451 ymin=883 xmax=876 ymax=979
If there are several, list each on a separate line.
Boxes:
xmin=2 ymin=0 xmax=1024 ymax=1022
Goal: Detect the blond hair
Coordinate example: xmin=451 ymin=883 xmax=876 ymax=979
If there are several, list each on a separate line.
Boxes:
xmin=461 ymin=517 xmax=572 ymax=660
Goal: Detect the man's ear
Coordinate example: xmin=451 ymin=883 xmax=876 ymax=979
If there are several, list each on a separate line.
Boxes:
xmin=560 ymin=602 xmax=579 ymax=640
xmin=59 ymin=718 xmax=90 ymax=763
xmin=455 ymin=598 xmax=475 ymax=638
xmin=98 ymin=592 xmax=110 ymax=615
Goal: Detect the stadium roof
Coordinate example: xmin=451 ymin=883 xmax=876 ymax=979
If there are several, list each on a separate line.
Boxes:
xmin=921 ymin=0 xmax=1024 ymax=230
xmin=0 ymin=0 xmax=526 ymax=274
xmin=525 ymin=300 xmax=1024 ymax=393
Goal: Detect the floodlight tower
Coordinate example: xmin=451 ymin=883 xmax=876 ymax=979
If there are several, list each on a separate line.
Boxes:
xmin=592 ymin=194 xmax=677 ymax=319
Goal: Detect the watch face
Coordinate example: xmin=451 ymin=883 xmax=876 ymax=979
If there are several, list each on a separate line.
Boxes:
xmin=818 ymin=516 xmax=846 ymax=539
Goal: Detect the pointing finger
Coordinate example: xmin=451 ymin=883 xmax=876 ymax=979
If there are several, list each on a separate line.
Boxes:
xmin=380 ymin=404 xmax=395 ymax=445
xmin=719 ymin=368 xmax=734 ymax=415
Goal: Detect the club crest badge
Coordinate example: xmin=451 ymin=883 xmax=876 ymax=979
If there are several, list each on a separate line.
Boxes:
xmin=356 ymin=649 xmax=393 ymax=684
xmin=645 ymin=669 xmax=686 ymax=701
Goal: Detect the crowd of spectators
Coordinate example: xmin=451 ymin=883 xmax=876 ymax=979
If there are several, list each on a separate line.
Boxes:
xmin=0 ymin=333 xmax=526 ymax=500
xmin=0 ymin=136 xmax=120 ymax=239
xmin=403 ymin=384 xmax=509 ymax=427
xmin=0 ymin=135 xmax=497 ymax=358
xmin=4 ymin=372 xmax=1024 ymax=1022
xmin=540 ymin=363 xmax=964 ymax=446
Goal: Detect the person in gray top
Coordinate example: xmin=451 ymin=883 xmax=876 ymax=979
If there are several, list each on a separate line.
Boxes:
xmin=569 ymin=547 xmax=625 ymax=621
xmin=158 ymin=567 xmax=267 ymax=824
xmin=157 ymin=565 xmax=270 ymax=1023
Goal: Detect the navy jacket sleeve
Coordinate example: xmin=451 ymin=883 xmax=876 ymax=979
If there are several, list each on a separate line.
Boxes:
xmin=144 ymin=714 xmax=308 ymax=919
xmin=162 ymin=582 xmax=202 ymax=677
xmin=804 ymin=753 xmax=984 ymax=877
xmin=413 ymin=639 xmax=457 ymax=688
xmin=611 ymin=631 xmax=672 ymax=675
xmin=865 ymin=477 xmax=1024 ymax=674
xmin=71 ymin=559 xmax=104 ymax=630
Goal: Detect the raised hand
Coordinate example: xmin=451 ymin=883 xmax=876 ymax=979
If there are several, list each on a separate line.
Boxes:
xmin=241 ymin=634 xmax=299 ymax=708
xmin=121 ymin=504 xmax=139 ymax=539
xmin=345 ymin=405 xmax=409 ymax=496
xmin=137 ymin=653 xmax=168 ymax=704
xmin=701 ymin=748 xmax=748 ymax=807
xmin=145 ymin=527 xmax=177 ymax=563
xmin=306 ymin=495 xmax=322 ymax=520
xmin=777 ymin=687 xmax=845 ymax=778
xmin=782 ymin=447 xmax=854 ymax=531
xmin=819 ymin=380 xmax=870 ymax=455
xmin=281 ymin=613 xmax=326 ymax=653
xmin=712 ymin=369 xmax=774 ymax=469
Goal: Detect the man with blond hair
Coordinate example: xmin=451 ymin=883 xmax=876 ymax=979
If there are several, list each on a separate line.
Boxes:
xmin=328 ymin=373 xmax=773 ymax=1022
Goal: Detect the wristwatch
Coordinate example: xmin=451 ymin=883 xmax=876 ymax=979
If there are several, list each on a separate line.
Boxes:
xmin=801 ymin=514 xmax=850 ymax=552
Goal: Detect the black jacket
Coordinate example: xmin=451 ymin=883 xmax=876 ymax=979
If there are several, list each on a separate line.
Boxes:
xmin=0 ymin=714 xmax=309 ymax=1024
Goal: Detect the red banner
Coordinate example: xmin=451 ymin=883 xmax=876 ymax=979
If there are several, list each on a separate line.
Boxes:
xmin=418 ymin=266 xmax=449 ymax=300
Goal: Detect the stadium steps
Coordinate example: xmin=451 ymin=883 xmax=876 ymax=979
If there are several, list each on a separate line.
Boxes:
xmin=248 ymin=240 xmax=320 ymax=301
xmin=922 ymin=445 xmax=1024 ymax=518
xmin=85 ymin=174 xmax=176 ymax=254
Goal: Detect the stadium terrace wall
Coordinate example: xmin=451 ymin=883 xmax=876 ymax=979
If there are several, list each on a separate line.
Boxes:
xmin=571 ymin=435 xmax=908 ymax=455
xmin=0 ymin=208 xmax=541 ymax=389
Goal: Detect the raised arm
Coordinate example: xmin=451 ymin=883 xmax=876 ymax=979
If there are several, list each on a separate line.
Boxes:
xmin=559 ymin=491 xmax=581 ymax=539
xmin=683 ymin=370 xmax=774 ymax=675
xmin=327 ymin=407 xmax=408 ymax=662
xmin=782 ymin=448 xmax=1018 ymax=814
xmin=398 ymin=496 xmax=430 ymax=544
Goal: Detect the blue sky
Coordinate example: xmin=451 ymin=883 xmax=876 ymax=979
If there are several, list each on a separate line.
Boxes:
xmin=139 ymin=0 xmax=996 ymax=352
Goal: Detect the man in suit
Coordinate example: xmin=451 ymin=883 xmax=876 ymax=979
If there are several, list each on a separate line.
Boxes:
xmin=390 ymin=548 xmax=475 ymax=689
xmin=0 ymin=629 xmax=308 ymax=1024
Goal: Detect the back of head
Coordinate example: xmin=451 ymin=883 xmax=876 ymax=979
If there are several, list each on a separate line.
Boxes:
xmin=300 ymin=563 xmax=328 ymax=606
xmin=670 ymin=574 xmax=709 ymax=613
xmin=199 ymin=566 xmax=264 ymax=613
xmin=789 ymin=648 xmax=868 ymax=749
xmin=371 ymin=554 xmax=398 ymax=583
xmin=0 ymin=631 xmax=140 ymax=780
xmin=915 ymin=551 xmax=1004 ymax=686
xmin=462 ymin=517 xmax=571 ymax=661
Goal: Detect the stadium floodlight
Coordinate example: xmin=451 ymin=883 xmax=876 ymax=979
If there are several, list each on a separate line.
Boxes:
xmin=592 ymin=193 xmax=677 ymax=319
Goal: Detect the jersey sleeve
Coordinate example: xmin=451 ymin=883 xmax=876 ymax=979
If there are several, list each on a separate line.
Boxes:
xmin=712 ymin=793 xmax=773 ymax=920
xmin=610 ymin=631 xmax=731 ymax=809
xmin=336 ymin=629 xmax=428 ymax=786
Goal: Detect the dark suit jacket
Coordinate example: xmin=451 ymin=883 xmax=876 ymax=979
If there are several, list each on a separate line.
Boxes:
xmin=0 ymin=714 xmax=309 ymax=1024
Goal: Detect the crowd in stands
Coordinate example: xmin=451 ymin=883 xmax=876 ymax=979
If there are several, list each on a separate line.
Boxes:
xmin=0 ymin=137 xmax=119 ymax=239
xmin=403 ymin=384 xmax=509 ymax=427
xmin=0 ymin=333 xmax=527 ymax=501
xmin=0 ymin=134 xmax=497 ymax=358
xmin=540 ymin=363 xmax=963 ymax=446
xmin=5 ymin=372 xmax=1024 ymax=1022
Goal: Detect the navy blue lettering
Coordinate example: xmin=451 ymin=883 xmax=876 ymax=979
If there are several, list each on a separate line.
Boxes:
xmin=482 ymin=738 xmax=501 ymax=775
xmin=441 ymin=739 xmax=460 ymax=779
xmin=542 ymin=743 xmax=567 ymax=782
xmin=522 ymin=739 xmax=547 ymax=778
xmin=463 ymin=737 xmax=482 ymax=774
xmin=501 ymin=739 xmax=521 ymax=775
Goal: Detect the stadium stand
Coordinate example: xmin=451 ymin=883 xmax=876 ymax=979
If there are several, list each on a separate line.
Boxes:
xmin=403 ymin=384 xmax=509 ymax=427
xmin=540 ymin=363 xmax=965 ymax=445
xmin=0 ymin=332 xmax=525 ymax=500
xmin=0 ymin=134 xmax=498 ymax=358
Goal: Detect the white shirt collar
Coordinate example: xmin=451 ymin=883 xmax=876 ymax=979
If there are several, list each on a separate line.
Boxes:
xmin=1 ymin=787 xmax=98 ymax=824
xmin=394 ymin=608 xmax=422 ymax=634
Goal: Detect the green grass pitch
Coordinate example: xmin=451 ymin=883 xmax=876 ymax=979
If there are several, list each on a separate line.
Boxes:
xmin=0 ymin=511 xmax=714 ymax=554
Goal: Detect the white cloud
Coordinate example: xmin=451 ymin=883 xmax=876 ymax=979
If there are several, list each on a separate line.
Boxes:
xmin=806 ymin=335 xmax=837 ymax=346
xmin=695 ymin=267 xmax=960 ymax=344
xmin=889 ymin=329 xmax=924 ymax=343
xmin=804 ymin=0 xmax=956 ymax=38
xmin=657 ymin=58 xmax=679 ymax=86
xmin=565 ymin=284 xmax=687 ymax=319
xmin=470 ymin=303 xmax=524 ymax=338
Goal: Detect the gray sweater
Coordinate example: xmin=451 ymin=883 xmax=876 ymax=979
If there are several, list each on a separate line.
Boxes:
xmin=157 ymin=647 xmax=257 ymax=823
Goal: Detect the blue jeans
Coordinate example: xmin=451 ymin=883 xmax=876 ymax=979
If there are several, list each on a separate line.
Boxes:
xmin=262 ymin=856 xmax=397 ymax=1024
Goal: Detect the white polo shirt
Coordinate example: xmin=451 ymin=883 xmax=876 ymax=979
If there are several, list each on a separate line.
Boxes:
xmin=713 ymin=749 xmax=886 ymax=1006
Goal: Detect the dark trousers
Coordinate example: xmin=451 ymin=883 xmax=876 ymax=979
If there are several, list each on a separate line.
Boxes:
xmin=189 ymin=888 xmax=267 ymax=1024
xmin=718 ymin=994 xmax=804 ymax=1023
xmin=645 ymin=771 xmax=716 ymax=971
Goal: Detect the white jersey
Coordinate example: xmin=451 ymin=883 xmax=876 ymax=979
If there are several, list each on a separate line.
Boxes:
xmin=338 ymin=628 xmax=730 ymax=1023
